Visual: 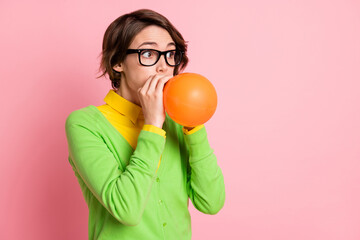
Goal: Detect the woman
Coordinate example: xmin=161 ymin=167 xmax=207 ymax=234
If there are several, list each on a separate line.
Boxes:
xmin=65 ymin=9 xmax=225 ymax=240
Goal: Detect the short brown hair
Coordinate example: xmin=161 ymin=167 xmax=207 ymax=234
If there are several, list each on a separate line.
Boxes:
xmin=98 ymin=9 xmax=189 ymax=89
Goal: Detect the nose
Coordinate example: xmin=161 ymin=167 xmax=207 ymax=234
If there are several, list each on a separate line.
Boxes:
xmin=156 ymin=54 xmax=169 ymax=73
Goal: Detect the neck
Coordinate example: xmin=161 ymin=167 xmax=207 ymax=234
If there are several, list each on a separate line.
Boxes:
xmin=115 ymin=86 xmax=141 ymax=107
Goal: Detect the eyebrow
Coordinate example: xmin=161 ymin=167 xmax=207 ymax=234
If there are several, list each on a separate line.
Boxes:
xmin=137 ymin=41 xmax=176 ymax=48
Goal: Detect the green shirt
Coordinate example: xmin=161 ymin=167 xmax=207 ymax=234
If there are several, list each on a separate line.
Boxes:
xmin=65 ymin=105 xmax=225 ymax=239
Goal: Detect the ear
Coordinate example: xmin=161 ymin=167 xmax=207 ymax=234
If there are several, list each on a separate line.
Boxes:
xmin=112 ymin=64 xmax=123 ymax=73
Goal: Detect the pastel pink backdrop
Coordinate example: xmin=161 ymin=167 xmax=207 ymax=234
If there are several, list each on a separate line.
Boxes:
xmin=1 ymin=0 xmax=359 ymax=239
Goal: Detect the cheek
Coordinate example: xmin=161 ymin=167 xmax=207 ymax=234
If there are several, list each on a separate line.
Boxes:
xmin=169 ymin=67 xmax=175 ymax=76
xmin=127 ymin=66 xmax=153 ymax=88
xmin=123 ymin=59 xmax=147 ymax=87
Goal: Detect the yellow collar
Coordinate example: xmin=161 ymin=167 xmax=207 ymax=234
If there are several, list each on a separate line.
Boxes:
xmin=104 ymin=89 xmax=143 ymax=125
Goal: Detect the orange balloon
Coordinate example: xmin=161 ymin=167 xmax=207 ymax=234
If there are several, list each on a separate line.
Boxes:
xmin=163 ymin=73 xmax=217 ymax=127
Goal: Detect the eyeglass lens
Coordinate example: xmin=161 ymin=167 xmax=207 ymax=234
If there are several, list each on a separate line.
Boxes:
xmin=139 ymin=50 xmax=181 ymax=66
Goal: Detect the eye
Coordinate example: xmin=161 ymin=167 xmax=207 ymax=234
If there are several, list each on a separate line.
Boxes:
xmin=141 ymin=50 xmax=154 ymax=58
xmin=166 ymin=51 xmax=176 ymax=59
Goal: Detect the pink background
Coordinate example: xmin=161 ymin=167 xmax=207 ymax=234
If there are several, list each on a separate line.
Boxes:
xmin=1 ymin=0 xmax=360 ymax=239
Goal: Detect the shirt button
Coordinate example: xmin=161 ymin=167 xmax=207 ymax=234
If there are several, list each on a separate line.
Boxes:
xmin=163 ymin=222 xmax=167 ymax=227
xmin=158 ymin=200 xmax=163 ymax=205
xmin=156 ymin=177 xmax=160 ymax=182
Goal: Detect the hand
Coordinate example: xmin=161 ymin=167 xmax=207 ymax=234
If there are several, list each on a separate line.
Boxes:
xmin=137 ymin=74 xmax=173 ymax=129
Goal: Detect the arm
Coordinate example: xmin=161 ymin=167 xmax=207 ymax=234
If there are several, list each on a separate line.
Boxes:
xmin=65 ymin=111 xmax=165 ymax=226
xmin=183 ymin=125 xmax=226 ymax=214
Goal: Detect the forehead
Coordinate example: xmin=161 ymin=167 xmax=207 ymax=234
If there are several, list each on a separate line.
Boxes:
xmin=129 ymin=25 xmax=174 ymax=48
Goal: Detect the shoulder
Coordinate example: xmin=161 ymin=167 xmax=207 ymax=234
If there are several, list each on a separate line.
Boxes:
xmin=65 ymin=105 xmax=101 ymax=128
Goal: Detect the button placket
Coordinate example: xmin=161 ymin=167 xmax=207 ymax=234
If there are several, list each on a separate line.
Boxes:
xmin=156 ymin=174 xmax=166 ymax=229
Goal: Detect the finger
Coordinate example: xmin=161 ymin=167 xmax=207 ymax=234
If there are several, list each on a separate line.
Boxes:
xmin=147 ymin=74 xmax=166 ymax=93
xmin=155 ymin=75 xmax=173 ymax=93
xmin=138 ymin=75 xmax=155 ymax=94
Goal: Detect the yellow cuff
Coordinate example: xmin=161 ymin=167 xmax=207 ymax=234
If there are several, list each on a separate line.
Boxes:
xmin=143 ymin=124 xmax=166 ymax=138
xmin=182 ymin=125 xmax=204 ymax=135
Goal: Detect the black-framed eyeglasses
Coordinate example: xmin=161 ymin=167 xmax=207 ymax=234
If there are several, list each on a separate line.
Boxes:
xmin=126 ymin=49 xmax=184 ymax=67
